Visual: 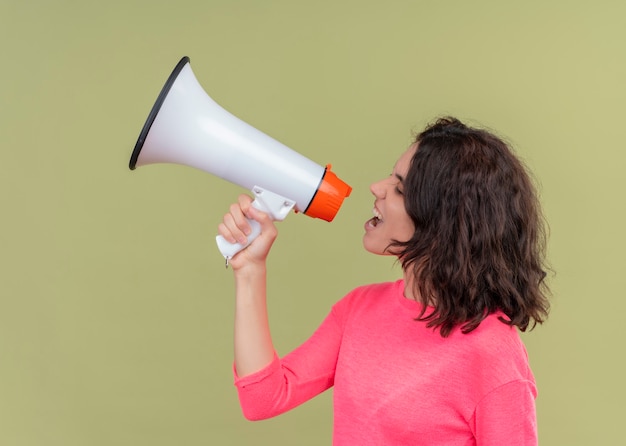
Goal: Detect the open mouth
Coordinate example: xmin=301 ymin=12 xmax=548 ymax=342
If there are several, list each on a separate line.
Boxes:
xmin=370 ymin=207 xmax=383 ymax=227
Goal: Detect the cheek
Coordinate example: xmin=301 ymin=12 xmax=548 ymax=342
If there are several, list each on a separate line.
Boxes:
xmin=399 ymin=213 xmax=415 ymax=237
xmin=402 ymin=221 xmax=415 ymax=239
xmin=388 ymin=200 xmax=414 ymax=238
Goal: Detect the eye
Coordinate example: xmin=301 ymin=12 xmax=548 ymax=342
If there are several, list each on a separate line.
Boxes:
xmin=392 ymin=172 xmax=405 ymax=195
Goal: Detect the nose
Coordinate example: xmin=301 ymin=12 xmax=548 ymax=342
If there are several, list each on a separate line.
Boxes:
xmin=370 ymin=178 xmax=386 ymax=198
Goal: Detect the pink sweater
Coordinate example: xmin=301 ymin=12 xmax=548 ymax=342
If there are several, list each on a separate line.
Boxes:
xmin=234 ymin=280 xmax=538 ymax=445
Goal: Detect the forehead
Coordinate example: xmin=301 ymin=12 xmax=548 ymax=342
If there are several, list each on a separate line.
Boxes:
xmin=394 ymin=143 xmax=418 ymax=174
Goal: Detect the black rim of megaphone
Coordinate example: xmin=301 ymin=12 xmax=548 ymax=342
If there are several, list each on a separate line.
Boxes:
xmin=129 ymin=56 xmax=191 ymax=170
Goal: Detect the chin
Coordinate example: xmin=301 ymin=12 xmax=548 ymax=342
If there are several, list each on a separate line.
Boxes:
xmin=362 ymin=238 xmax=393 ymax=256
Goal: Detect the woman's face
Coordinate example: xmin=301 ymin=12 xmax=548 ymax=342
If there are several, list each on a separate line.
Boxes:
xmin=363 ymin=144 xmax=416 ymax=255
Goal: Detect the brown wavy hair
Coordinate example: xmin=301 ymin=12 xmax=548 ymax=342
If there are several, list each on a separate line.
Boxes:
xmin=392 ymin=117 xmax=550 ymax=337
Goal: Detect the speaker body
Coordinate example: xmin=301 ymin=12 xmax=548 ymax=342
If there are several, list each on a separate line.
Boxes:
xmin=130 ymin=57 xmax=350 ymax=218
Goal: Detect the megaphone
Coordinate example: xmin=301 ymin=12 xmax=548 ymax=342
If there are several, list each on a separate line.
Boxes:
xmin=129 ymin=57 xmax=352 ymax=260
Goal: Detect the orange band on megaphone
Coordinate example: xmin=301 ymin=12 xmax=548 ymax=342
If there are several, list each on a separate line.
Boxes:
xmin=304 ymin=165 xmax=352 ymax=222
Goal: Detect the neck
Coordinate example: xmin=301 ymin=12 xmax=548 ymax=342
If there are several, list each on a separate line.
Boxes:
xmin=402 ymin=269 xmax=417 ymax=301
xmin=402 ymin=267 xmax=437 ymax=307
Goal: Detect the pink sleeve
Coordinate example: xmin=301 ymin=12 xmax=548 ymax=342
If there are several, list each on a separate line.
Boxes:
xmin=470 ymin=379 xmax=538 ymax=446
xmin=234 ymin=304 xmax=344 ymax=420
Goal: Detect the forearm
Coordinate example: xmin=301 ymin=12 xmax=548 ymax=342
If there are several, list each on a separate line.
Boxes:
xmin=233 ymin=264 xmax=275 ymax=377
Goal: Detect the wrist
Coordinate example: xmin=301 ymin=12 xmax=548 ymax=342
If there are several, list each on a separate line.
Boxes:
xmin=233 ymin=262 xmax=267 ymax=306
xmin=233 ymin=261 xmax=267 ymax=282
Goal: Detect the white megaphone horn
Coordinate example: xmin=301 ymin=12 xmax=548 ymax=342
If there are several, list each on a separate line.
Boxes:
xmin=129 ymin=57 xmax=352 ymax=261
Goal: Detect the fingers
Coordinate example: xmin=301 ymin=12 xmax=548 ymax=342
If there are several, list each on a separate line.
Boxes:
xmin=218 ymin=195 xmax=253 ymax=245
xmin=218 ymin=194 xmax=280 ymax=269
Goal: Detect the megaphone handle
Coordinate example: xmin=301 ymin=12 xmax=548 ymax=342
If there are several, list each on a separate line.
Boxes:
xmin=215 ymin=216 xmax=262 ymax=260
xmin=215 ymin=188 xmax=295 ymax=260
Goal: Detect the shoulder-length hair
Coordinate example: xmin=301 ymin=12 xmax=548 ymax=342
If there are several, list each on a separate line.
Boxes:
xmin=392 ymin=117 xmax=550 ymax=337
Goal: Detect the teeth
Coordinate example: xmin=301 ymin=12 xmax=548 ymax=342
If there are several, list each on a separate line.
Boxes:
xmin=372 ymin=207 xmax=383 ymax=220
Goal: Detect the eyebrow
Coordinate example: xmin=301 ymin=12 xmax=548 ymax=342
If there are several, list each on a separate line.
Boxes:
xmin=394 ymin=173 xmax=405 ymax=183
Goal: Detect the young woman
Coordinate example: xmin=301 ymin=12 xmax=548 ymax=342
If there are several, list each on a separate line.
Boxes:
xmin=218 ymin=117 xmax=550 ymax=445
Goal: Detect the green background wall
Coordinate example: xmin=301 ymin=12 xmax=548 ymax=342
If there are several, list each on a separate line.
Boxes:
xmin=1 ymin=1 xmax=624 ymax=444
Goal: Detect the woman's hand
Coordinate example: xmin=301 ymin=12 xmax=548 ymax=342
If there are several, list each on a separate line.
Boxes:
xmin=217 ymin=194 xmax=278 ymax=271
